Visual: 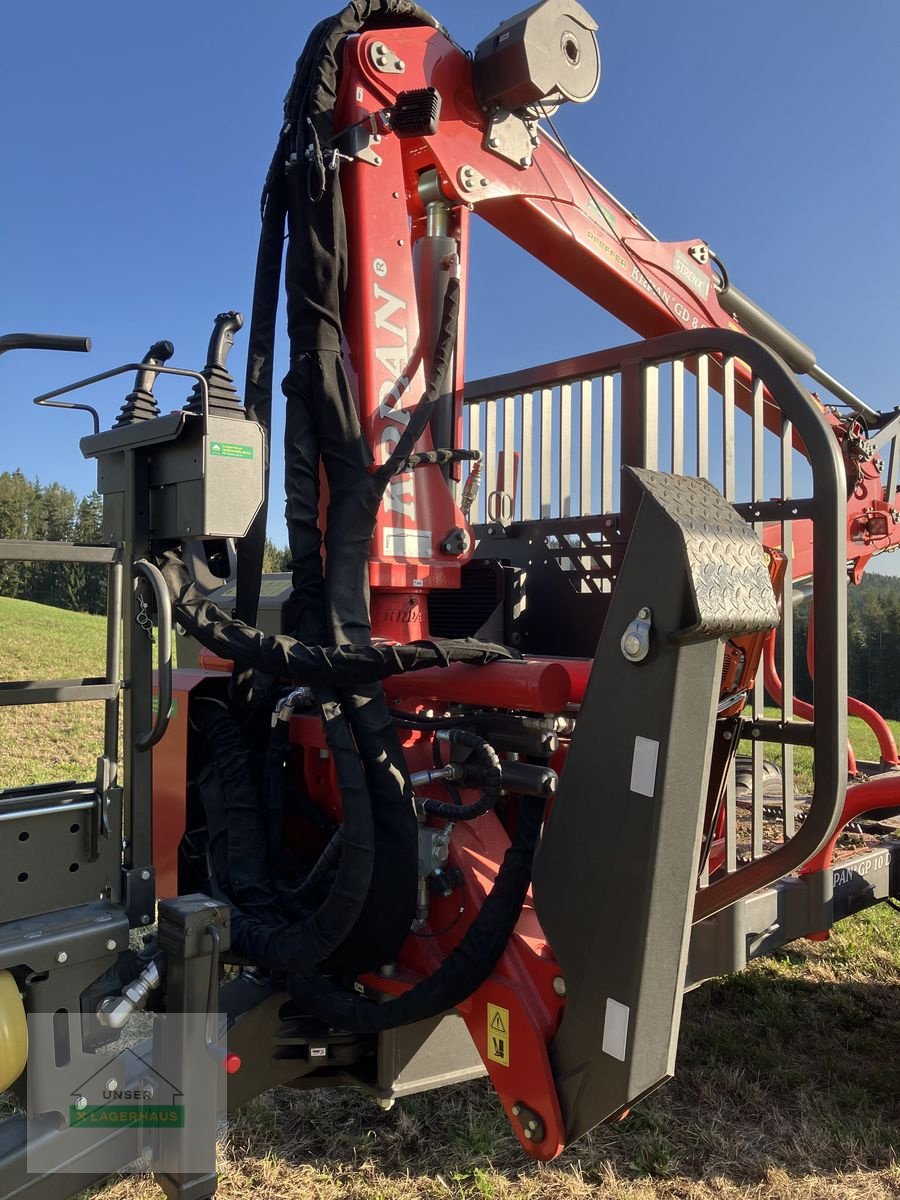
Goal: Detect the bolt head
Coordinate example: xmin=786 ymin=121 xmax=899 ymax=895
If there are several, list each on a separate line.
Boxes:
xmin=623 ymin=634 xmax=642 ymax=658
xmin=56 ymin=951 xmax=68 ymax=964
xmin=140 ymin=914 xmax=151 ymax=925
xmin=638 ymin=607 xmax=650 ymax=620
xmin=488 ymin=136 xmax=499 ymax=148
xmin=552 ymin=976 xmax=566 ymax=997
xmin=524 ymin=1128 xmax=533 ymax=1139
xmin=106 ymin=939 xmax=117 ymax=951
xmin=140 ymin=869 xmax=151 ymax=881
xmin=520 ymin=156 xmax=532 ymax=167
xmin=396 ymin=60 xmax=405 ymax=71
xmin=74 ymin=1095 xmax=87 ymax=1111
xmin=105 ymin=1078 xmax=119 ymax=1093
xmin=512 ymin=1104 xmax=521 ymax=1116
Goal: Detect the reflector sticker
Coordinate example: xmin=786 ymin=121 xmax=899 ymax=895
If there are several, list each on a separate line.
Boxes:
xmin=602 ymin=997 xmax=630 ymax=1062
xmin=383 ymin=528 xmax=432 ymax=559
xmin=630 ymin=736 xmax=659 ymax=798
xmin=486 ymin=1003 xmax=510 ymax=1067
xmin=210 ymin=441 xmax=254 ymax=460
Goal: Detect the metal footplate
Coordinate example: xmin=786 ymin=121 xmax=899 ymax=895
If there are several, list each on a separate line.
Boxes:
xmin=533 ymin=467 xmax=778 ymax=1144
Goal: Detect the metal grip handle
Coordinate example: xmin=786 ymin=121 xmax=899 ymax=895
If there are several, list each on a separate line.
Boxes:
xmin=134 ymin=560 xmax=173 ymax=751
xmin=0 ymin=333 xmax=91 ymax=357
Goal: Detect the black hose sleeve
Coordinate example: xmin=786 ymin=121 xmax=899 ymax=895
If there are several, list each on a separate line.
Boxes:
xmin=422 ymin=730 xmax=502 ymax=821
xmin=319 ymin=684 xmax=419 ymax=974
xmin=287 ymin=794 xmax=545 ymax=1033
xmin=376 ymin=279 xmax=460 ymax=481
xmin=191 ymin=691 xmax=377 ymax=971
xmin=156 ymin=549 xmax=518 ymax=683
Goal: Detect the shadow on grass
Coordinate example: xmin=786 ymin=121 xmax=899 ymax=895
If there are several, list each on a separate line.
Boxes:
xmin=225 ymin=952 xmax=900 ymax=1194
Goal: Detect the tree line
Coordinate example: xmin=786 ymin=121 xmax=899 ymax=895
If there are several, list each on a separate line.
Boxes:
xmin=792 ymin=574 xmax=900 ymax=720
xmin=2 ymin=469 xmax=899 ymax=717
xmin=0 ymin=470 xmax=291 ymax=615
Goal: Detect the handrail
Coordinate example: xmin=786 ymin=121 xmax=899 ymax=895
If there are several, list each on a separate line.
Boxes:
xmin=470 ymin=328 xmax=847 ymax=920
xmin=33 ymin=362 xmax=211 ymax=432
xmin=0 ymin=332 xmax=91 ymax=356
xmin=134 ymin=559 xmax=173 ymax=751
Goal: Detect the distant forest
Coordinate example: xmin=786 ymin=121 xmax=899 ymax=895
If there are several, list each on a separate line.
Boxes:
xmin=1 ymin=469 xmax=899 ymax=717
xmin=0 ymin=470 xmax=290 ymax=615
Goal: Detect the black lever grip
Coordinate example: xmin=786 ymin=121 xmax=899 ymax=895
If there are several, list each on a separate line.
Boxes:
xmin=0 ymin=333 xmax=92 ymax=357
xmin=206 ymin=311 xmax=243 ymax=372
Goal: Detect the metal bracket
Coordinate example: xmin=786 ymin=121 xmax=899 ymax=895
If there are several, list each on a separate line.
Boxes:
xmin=620 ymin=607 xmax=652 ymax=662
xmin=484 ymin=109 xmax=539 ymax=168
xmin=458 ymin=164 xmax=490 ymax=195
xmin=369 ymin=40 xmax=405 ymax=74
xmin=123 ymin=865 xmax=156 ymax=927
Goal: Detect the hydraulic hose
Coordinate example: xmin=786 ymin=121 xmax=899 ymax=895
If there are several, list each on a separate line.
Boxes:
xmin=288 ymin=794 xmax=546 ymax=1033
xmin=157 ymin=547 xmax=516 ymax=683
xmin=422 ymin=729 xmax=503 ymax=821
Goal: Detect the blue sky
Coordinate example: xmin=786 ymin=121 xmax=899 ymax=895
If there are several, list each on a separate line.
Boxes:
xmin=2 ymin=1 xmax=899 ymax=569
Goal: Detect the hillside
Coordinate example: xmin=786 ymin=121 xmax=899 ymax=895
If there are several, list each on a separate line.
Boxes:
xmin=0 ymin=595 xmax=108 ymax=787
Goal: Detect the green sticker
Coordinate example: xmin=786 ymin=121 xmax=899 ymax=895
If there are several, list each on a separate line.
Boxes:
xmin=210 ymin=441 xmax=254 ymax=460
xmin=70 ymin=1105 xmax=184 ymax=1128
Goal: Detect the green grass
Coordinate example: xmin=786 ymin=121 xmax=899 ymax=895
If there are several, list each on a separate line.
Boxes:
xmin=0 ymin=596 xmax=109 ymax=788
xmin=1 ymin=597 xmax=898 ymax=1200
xmin=738 ymin=709 xmax=899 ymax=797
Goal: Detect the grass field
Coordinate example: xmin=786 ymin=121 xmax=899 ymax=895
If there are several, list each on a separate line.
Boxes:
xmin=1 ymin=597 xmax=899 ymax=1200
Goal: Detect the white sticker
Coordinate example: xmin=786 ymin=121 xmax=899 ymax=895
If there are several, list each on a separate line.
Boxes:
xmin=630 ymin=735 xmax=659 ymax=798
xmin=384 ymin=528 xmax=432 ymax=559
xmin=601 ymin=997 xmax=630 ymax=1062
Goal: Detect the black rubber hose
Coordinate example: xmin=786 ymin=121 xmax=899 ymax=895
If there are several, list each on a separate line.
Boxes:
xmin=192 ymin=691 xmax=377 ymax=971
xmin=321 ymin=684 xmax=419 ymax=974
xmin=157 ymin=548 xmax=516 ymax=683
xmin=422 ymin=729 xmax=503 ymax=821
xmin=287 ymin=794 xmax=545 ymax=1033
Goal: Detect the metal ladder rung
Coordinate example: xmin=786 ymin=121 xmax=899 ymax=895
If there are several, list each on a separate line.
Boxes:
xmin=0 ymin=678 xmax=120 ymax=705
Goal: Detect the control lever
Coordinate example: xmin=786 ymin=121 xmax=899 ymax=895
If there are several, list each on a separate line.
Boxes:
xmin=115 ymin=339 xmax=175 ymax=426
xmin=184 ymin=311 xmax=245 ymax=417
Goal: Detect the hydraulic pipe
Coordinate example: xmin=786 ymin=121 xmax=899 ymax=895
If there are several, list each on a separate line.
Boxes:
xmin=385 ymin=658 xmax=570 ymax=713
xmin=763 ymin=630 xmax=858 ymax=776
